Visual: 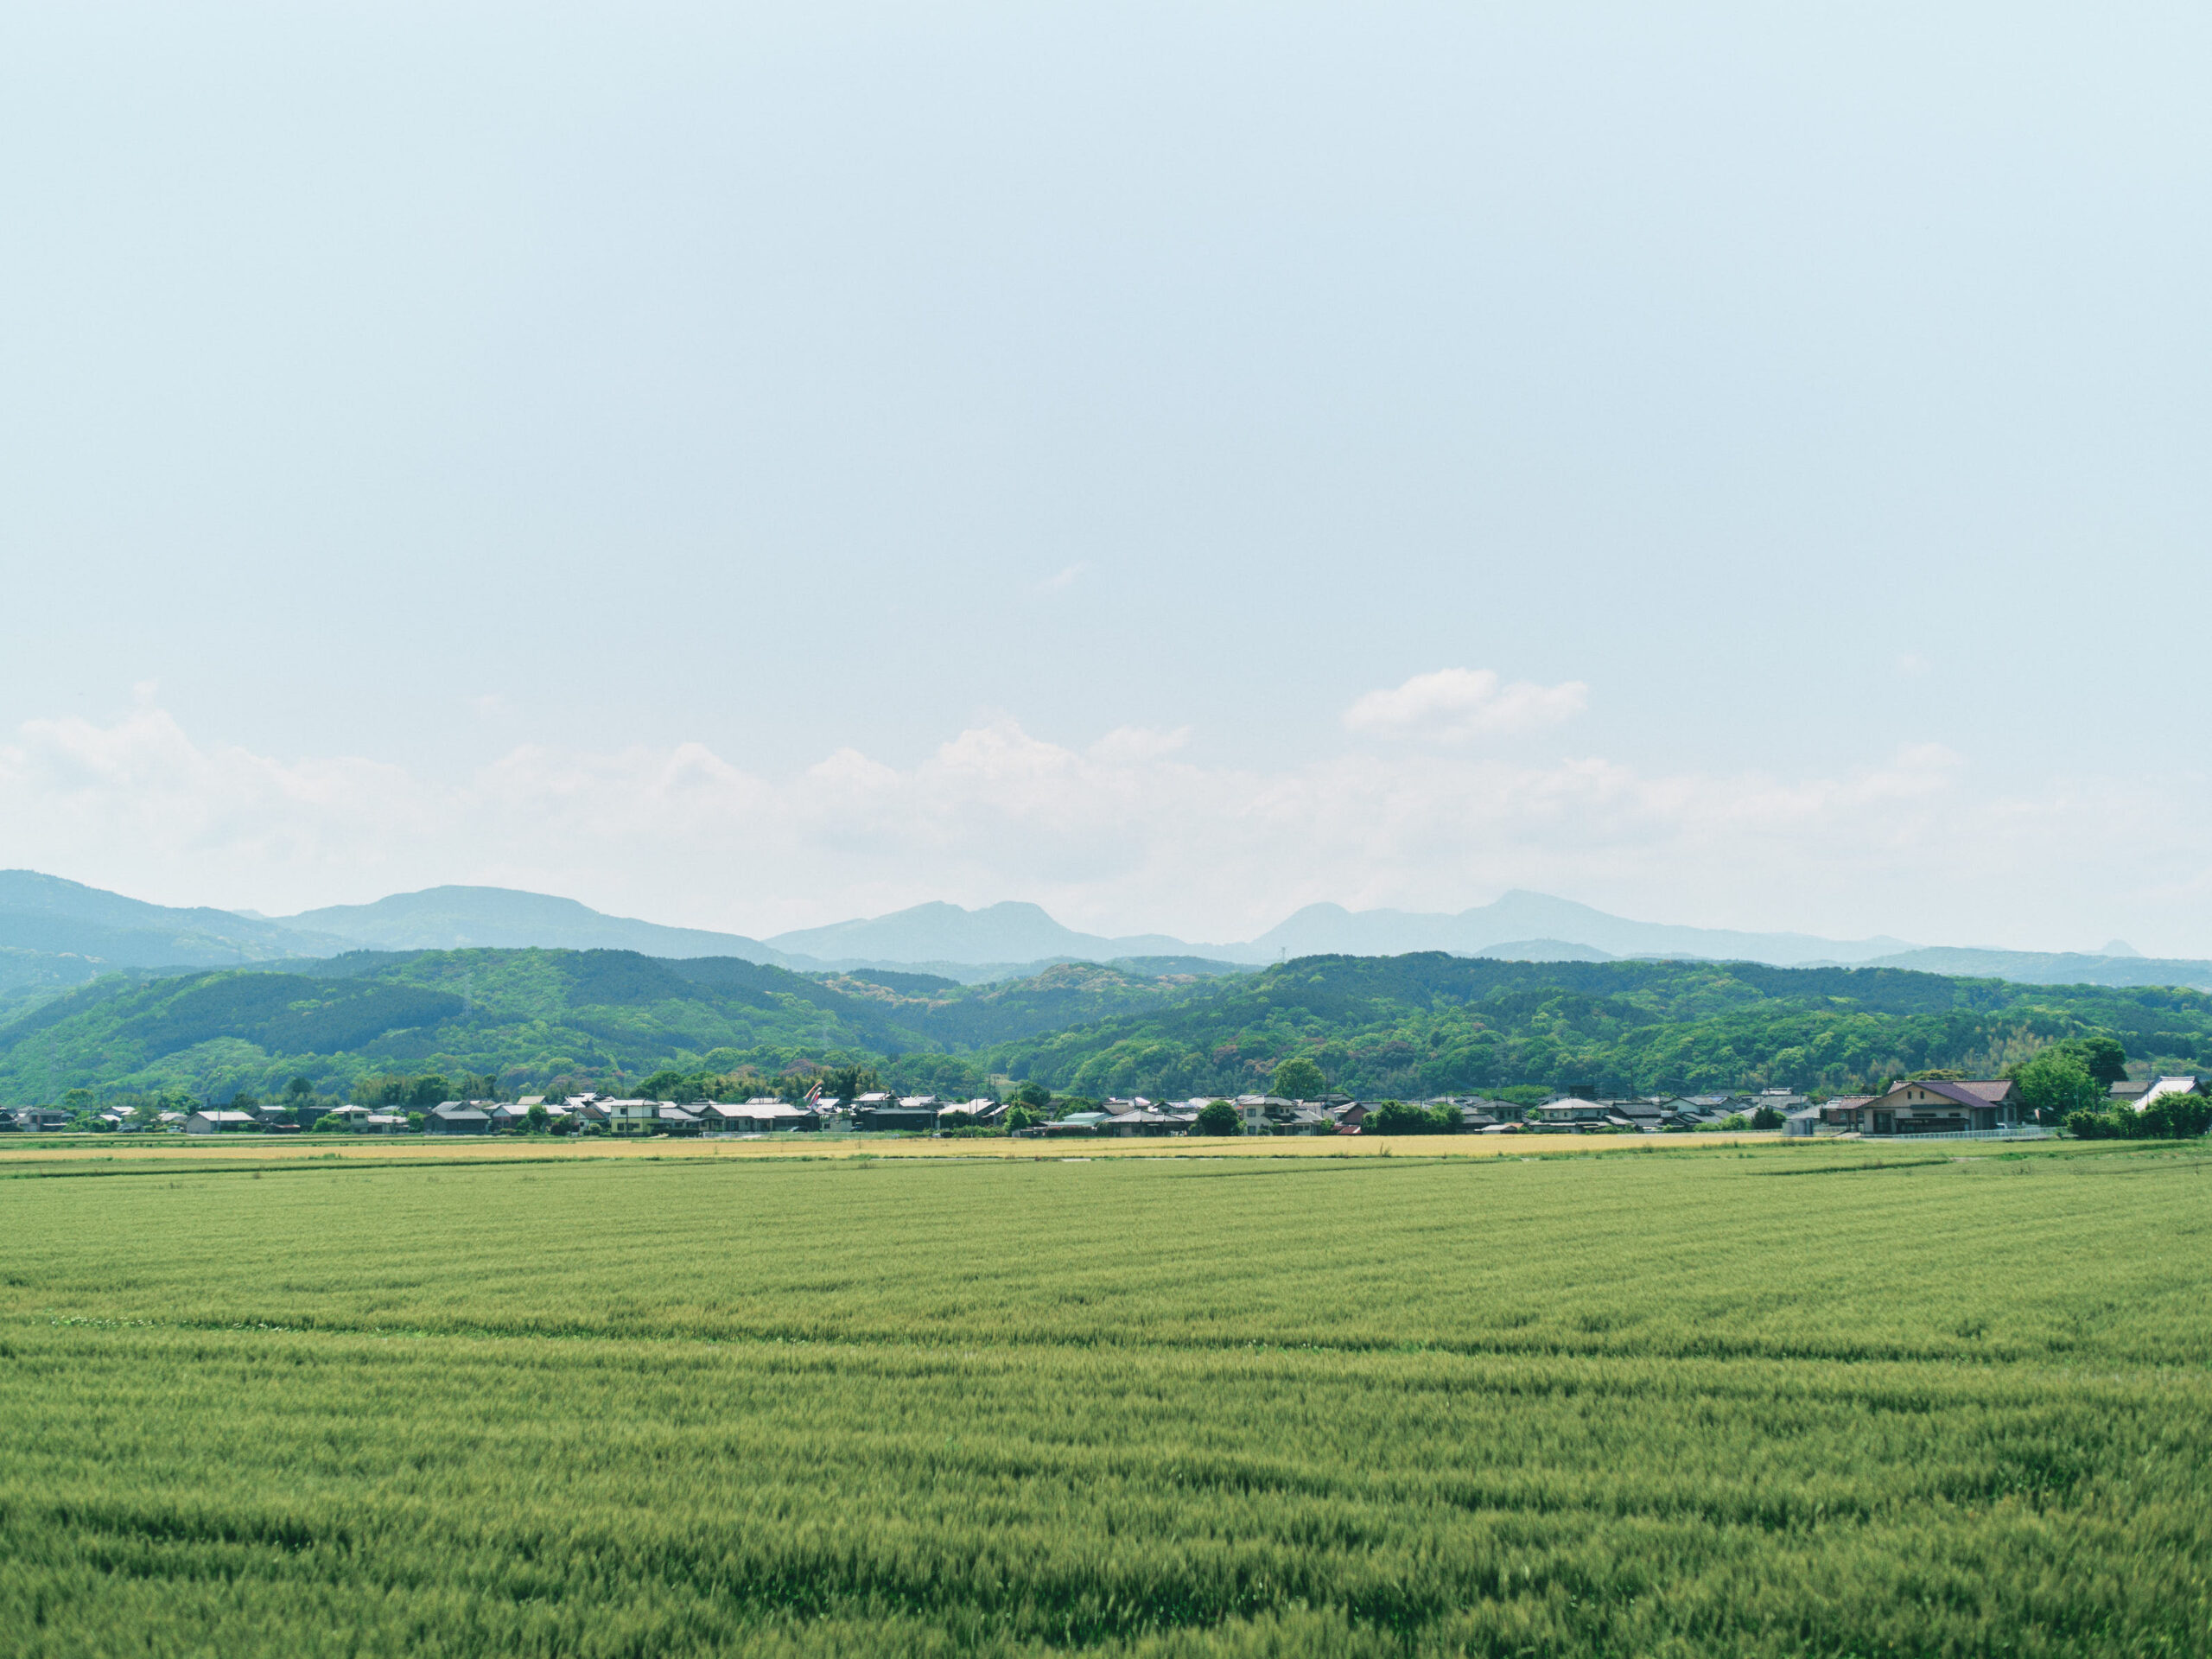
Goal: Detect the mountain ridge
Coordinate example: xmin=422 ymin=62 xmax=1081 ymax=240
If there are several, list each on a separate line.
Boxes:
xmin=4 ymin=870 xmax=2209 ymax=1003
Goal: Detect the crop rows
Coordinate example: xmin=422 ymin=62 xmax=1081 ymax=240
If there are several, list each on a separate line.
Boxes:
xmin=2 ymin=1143 xmax=2207 ymax=1655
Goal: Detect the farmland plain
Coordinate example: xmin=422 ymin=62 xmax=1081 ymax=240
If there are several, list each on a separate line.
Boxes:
xmin=3 ymin=1138 xmax=2209 ymax=1656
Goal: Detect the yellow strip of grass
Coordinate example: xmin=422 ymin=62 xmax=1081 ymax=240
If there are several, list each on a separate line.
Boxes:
xmin=0 ymin=1129 xmax=1795 ymax=1170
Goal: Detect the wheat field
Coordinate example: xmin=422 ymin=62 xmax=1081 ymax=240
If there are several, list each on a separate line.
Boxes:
xmin=2 ymin=1139 xmax=2206 ymax=1655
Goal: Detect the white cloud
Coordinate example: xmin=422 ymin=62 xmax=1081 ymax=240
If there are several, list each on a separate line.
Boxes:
xmin=1033 ymin=561 xmax=1090 ymax=594
xmin=1343 ymin=668 xmax=1589 ymax=742
xmin=0 ymin=700 xmax=2205 ymax=953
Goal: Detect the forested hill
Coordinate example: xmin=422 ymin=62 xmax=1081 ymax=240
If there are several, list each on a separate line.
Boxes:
xmin=6 ymin=947 xmax=2212 ymax=1107
xmin=982 ymin=953 xmax=2212 ymax=1101
xmin=0 ymin=950 xmax=1224 ymax=1103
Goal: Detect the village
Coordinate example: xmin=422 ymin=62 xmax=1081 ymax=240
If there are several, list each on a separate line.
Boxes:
xmin=24 ymin=1071 xmax=2191 ymax=1140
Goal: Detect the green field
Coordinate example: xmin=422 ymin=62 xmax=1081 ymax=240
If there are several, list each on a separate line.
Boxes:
xmin=3 ymin=1141 xmax=2209 ymax=1656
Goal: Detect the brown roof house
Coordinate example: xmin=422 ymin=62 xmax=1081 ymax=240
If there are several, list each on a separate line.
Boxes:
xmin=1832 ymin=1079 xmax=2021 ymax=1137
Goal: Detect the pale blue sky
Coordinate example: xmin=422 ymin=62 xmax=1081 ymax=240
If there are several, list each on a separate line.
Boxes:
xmin=3 ymin=4 xmax=2208 ymax=949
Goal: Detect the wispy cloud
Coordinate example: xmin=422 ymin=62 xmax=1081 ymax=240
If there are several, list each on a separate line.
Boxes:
xmin=1032 ymin=561 xmax=1090 ymax=595
xmin=1343 ymin=668 xmax=1588 ymax=743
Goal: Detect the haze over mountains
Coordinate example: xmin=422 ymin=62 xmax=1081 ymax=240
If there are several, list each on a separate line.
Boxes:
xmin=3 ymin=869 xmax=2210 ymax=1004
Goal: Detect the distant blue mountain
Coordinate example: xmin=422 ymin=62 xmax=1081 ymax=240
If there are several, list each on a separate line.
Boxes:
xmin=282 ymin=887 xmax=791 ymax=962
xmin=1243 ymin=892 xmax=1912 ymax=965
xmin=5 ymin=871 xmax=2209 ymax=1004
xmin=766 ymin=900 xmax=1193 ymax=966
xmin=1864 ymin=946 xmax=2212 ymax=994
xmin=0 ymin=869 xmax=352 ymax=966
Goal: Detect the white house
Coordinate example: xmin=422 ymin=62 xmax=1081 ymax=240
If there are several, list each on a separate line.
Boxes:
xmin=186 ymin=1110 xmax=257 ymax=1135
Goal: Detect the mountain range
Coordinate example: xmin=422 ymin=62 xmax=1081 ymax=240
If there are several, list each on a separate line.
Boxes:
xmin=3 ymin=869 xmax=2209 ymax=1007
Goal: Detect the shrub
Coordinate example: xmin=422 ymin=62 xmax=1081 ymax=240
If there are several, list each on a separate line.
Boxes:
xmin=2140 ymin=1092 xmax=2212 ymax=1140
xmin=2064 ymin=1108 xmax=2129 ymax=1141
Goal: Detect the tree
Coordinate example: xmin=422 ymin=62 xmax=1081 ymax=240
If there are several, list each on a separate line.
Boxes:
xmin=549 ymin=1113 xmax=577 ymax=1136
xmin=1013 ymin=1079 xmax=1052 ymax=1111
xmin=1367 ymin=1101 xmax=1432 ymax=1135
xmin=311 ymin=1112 xmax=349 ymax=1134
xmin=1003 ymin=1103 xmax=1040 ymax=1132
xmin=285 ymin=1076 xmax=315 ymax=1103
xmin=1751 ymin=1104 xmax=1786 ymax=1130
xmin=408 ymin=1076 xmax=450 ymax=1109
xmin=2053 ymin=1035 xmax=2129 ymax=1088
xmin=1194 ymin=1100 xmax=1242 ymax=1136
xmin=405 ymin=1110 xmax=425 ymax=1133
xmin=1713 ymin=1113 xmax=1751 ymax=1132
xmin=524 ymin=1102 xmax=550 ymax=1135
xmin=1425 ymin=1103 xmax=1462 ymax=1134
xmin=2011 ymin=1049 xmax=2101 ymax=1122
xmin=821 ymin=1065 xmax=882 ymax=1103
xmin=1269 ymin=1056 xmax=1327 ymax=1099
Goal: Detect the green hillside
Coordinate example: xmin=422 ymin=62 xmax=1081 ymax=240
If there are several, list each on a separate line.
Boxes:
xmin=8 ymin=946 xmax=2212 ymax=1109
xmin=810 ymin=960 xmax=1230 ymax=1048
xmin=984 ymin=953 xmax=2212 ymax=1099
xmin=0 ymin=949 xmax=1216 ymax=1105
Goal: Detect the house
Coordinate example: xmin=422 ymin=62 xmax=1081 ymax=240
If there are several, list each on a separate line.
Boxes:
xmin=1817 ymin=1096 xmax=1875 ymax=1133
xmin=655 ymin=1104 xmax=704 ymax=1135
xmin=1043 ymin=1111 xmax=1109 ymax=1136
xmin=853 ymin=1097 xmax=939 ymax=1133
xmin=2129 ymin=1076 xmax=2202 ymax=1114
xmin=425 ymin=1103 xmax=494 ymax=1135
xmin=1534 ymin=1098 xmax=1612 ymax=1128
xmin=325 ymin=1105 xmax=372 ymax=1128
xmin=1453 ymin=1096 xmax=1517 ymax=1128
xmin=596 ymin=1098 xmax=659 ymax=1135
xmin=1783 ymin=1105 xmax=1826 ymax=1137
xmin=363 ymin=1113 xmax=410 ymax=1134
xmin=186 ymin=1110 xmax=257 ymax=1135
xmin=488 ymin=1103 xmax=537 ymax=1130
xmin=1098 ymin=1107 xmax=1179 ymax=1137
xmin=1833 ymin=1079 xmax=2022 ymax=1136
xmin=1747 ymin=1090 xmax=1809 ymax=1122
xmin=1234 ymin=1095 xmax=1296 ymax=1131
xmin=936 ymin=1099 xmax=1005 ymax=1128
xmin=696 ymin=1099 xmax=818 ymax=1133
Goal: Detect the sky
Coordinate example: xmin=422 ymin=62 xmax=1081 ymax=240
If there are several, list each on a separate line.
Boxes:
xmin=3 ymin=3 xmax=2208 ymax=951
